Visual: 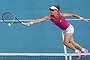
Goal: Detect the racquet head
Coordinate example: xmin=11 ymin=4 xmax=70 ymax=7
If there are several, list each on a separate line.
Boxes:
xmin=2 ymin=12 xmax=17 ymax=24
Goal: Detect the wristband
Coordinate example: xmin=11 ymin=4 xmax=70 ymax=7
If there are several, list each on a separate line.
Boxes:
xmin=30 ymin=21 xmax=33 ymax=24
xmin=79 ymin=17 xmax=83 ymax=20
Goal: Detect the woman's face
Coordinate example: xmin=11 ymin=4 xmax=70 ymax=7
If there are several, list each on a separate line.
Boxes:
xmin=50 ymin=9 xmax=58 ymax=15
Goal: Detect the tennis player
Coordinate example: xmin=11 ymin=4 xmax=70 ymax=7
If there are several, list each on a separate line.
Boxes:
xmin=26 ymin=5 xmax=88 ymax=59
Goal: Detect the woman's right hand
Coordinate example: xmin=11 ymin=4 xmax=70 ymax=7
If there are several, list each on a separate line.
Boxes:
xmin=26 ymin=22 xmax=30 ymax=26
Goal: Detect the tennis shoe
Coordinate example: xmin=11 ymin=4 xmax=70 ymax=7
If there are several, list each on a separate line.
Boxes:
xmin=75 ymin=50 xmax=81 ymax=60
xmin=81 ymin=48 xmax=88 ymax=58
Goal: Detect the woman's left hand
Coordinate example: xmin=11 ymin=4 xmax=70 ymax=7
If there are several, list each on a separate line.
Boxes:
xmin=82 ymin=19 xmax=88 ymax=22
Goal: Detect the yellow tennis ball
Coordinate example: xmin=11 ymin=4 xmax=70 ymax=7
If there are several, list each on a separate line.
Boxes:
xmin=8 ymin=23 xmax=11 ymax=27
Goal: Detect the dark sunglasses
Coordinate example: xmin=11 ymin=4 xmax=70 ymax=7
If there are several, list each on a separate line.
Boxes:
xmin=49 ymin=9 xmax=55 ymax=11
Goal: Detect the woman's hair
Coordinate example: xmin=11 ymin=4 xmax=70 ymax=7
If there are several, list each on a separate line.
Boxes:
xmin=54 ymin=5 xmax=60 ymax=11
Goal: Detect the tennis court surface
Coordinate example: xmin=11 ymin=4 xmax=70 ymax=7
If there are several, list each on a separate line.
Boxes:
xmin=0 ymin=0 xmax=90 ymax=60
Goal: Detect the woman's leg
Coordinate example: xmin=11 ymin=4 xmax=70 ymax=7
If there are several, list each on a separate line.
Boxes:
xmin=63 ymin=33 xmax=81 ymax=59
xmin=63 ymin=33 xmax=76 ymax=51
xmin=69 ymin=34 xmax=88 ymax=58
xmin=69 ymin=36 xmax=83 ymax=51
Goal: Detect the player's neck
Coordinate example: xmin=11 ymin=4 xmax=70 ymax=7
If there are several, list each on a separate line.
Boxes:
xmin=53 ymin=13 xmax=59 ymax=20
xmin=53 ymin=12 xmax=58 ymax=17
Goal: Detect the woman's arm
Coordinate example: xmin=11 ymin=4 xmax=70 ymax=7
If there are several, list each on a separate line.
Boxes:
xmin=61 ymin=13 xmax=88 ymax=22
xmin=26 ymin=16 xmax=50 ymax=26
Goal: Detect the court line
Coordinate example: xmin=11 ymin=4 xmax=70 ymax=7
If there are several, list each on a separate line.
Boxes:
xmin=0 ymin=19 xmax=90 ymax=22
xmin=0 ymin=53 xmax=90 ymax=56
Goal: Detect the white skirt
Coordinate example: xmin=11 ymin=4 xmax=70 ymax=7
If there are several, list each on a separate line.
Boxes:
xmin=61 ymin=24 xmax=74 ymax=35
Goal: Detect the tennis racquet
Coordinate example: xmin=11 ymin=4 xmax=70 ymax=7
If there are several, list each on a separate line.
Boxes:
xmin=2 ymin=12 xmax=27 ymax=25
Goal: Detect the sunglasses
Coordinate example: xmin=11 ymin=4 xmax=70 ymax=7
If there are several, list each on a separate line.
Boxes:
xmin=49 ymin=9 xmax=55 ymax=11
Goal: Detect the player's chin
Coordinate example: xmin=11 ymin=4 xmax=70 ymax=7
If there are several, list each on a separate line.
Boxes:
xmin=51 ymin=13 xmax=54 ymax=15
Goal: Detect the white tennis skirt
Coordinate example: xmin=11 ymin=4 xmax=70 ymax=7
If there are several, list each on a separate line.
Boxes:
xmin=61 ymin=24 xmax=74 ymax=35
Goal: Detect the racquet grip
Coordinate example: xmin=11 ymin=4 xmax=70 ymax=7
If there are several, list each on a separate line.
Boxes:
xmin=21 ymin=22 xmax=29 ymax=26
xmin=21 ymin=22 xmax=26 ymax=25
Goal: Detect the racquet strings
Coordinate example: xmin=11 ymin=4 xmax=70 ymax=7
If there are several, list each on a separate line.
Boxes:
xmin=2 ymin=12 xmax=16 ymax=24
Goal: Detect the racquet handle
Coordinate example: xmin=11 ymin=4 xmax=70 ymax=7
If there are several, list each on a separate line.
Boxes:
xmin=21 ymin=22 xmax=29 ymax=26
xmin=21 ymin=22 xmax=26 ymax=25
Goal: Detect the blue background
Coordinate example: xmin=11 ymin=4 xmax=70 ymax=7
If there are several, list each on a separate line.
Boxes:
xmin=0 ymin=0 xmax=90 ymax=53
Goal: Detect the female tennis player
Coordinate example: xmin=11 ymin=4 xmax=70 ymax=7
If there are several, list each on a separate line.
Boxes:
xmin=26 ymin=5 xmax=88 ymax=59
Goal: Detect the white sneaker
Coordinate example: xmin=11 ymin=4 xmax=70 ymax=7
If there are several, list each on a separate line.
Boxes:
xmin=75 ymin=50 xmax=81 ymax=60
xmin=82 ymin=48 xmax=88 ymax=58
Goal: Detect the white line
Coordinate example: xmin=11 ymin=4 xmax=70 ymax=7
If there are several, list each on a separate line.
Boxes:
xmin=0 ymin=53 xmax=90 ymax=56
xmin=0 ymin=19 xmax=90 ymax=22
xmin=62 ymin=32 xmax=68 ymax=60
xmin=66 ymin=19 xmax=90 ymax=20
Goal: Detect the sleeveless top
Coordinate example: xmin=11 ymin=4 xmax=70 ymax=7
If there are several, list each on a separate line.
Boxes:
xmin=50 ymin=12 xmax=70 ymax=30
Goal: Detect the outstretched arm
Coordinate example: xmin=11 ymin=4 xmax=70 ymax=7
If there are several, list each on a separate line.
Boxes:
xmin=61 ymin=13 xmax=88 ymax=22
xmin=26 ymin=16 xmax=50 ymax=26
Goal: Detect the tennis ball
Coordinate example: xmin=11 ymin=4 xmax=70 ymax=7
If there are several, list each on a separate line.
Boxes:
xmin=8 ymin=23 xmax=11 ymax=27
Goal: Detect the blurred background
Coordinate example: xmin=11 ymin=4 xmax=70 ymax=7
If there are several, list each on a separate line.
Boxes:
xmin=0 ymin=0 xmax=90 ymax=53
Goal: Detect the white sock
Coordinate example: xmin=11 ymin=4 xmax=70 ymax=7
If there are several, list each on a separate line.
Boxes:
xmin=75 ymin=49 xmax=79 ymax=53
xmin=81 ymin=48 xmax=85 ymax=52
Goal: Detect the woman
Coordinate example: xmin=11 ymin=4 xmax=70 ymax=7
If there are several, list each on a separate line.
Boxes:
xmin=26 ymin=5 xmax=88 ymax=59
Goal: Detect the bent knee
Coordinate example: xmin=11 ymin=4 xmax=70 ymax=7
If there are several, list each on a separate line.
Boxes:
xmin=63 ymin=41 xmax=69 ymax=46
